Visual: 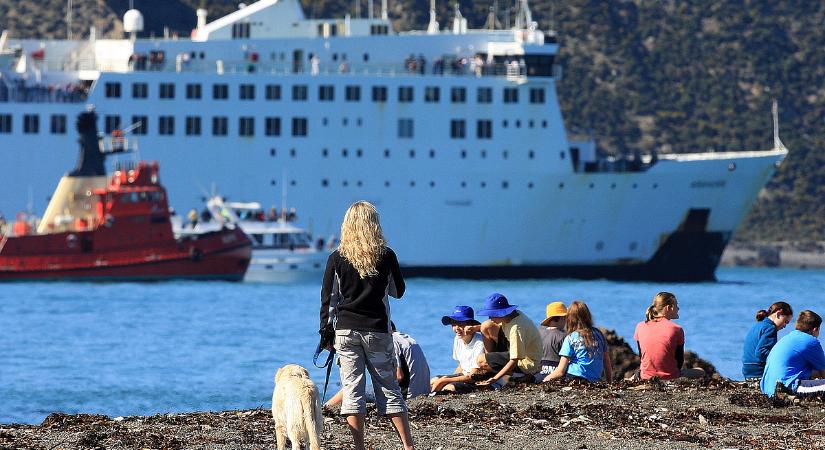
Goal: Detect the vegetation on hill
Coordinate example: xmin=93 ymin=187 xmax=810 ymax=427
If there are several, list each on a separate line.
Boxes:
xmin=1 ymin=0 xmax=823 ymax=241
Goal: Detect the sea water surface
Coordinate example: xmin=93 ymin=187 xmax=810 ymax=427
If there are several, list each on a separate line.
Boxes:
xmin=2 ymin=267 xmax=824 ymax=424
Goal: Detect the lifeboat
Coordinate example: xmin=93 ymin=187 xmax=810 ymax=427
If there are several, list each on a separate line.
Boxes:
xmin=0 ymin=110 xmax=252 ymax=281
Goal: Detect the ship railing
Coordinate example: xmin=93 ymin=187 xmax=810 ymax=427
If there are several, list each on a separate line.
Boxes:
xmin=129 ymin=59 xmax=530 ymax=79
xmin=0 ymin=76 xmax=88 ymax=103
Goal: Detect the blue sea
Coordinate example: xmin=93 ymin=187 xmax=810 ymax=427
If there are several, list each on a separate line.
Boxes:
xmin=2 ymin=267 xmax=824 ymax=425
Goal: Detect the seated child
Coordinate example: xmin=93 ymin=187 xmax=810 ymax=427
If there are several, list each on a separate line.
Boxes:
xmin=392 ymin=322 xmax=431 ymax=399
xmin=535 ymin=301 xmax=567 ymax=382
xmin=761 ymin=310 xmax=825 ymax=396
xmin=545 ymin=300 xmax=613 ymax=383
xmin=634 ymin=292 xmax=704 ymax=380
xmin=742 ymin=301 xmax=793 ymax=380
xmin=474 ymin=293 xmax=543 ymax=388
xmin=430 ymin=306 xmax=486 ymax=393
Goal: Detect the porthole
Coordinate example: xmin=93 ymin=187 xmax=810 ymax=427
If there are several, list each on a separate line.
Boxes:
xmin=409 ymin=149 xmax=415 ymax=158
xmin=632 ymin=183 xmax=638 ymax=189
xmin=480 ymin=181 xmax=486 ymax=188
xmin=528 ymin=120 xmax=534 ymax=128
xmin=461 ymin=181 xmax=467 ymax=188
xmin=461 ymin=150 xmax=467 ymax=159
xmin=558 ymin=182 xmax=564 ymax=189
xmin=481 ymin=150 xmax=487 ymax=159
xmin=527 ymin=182 xmax=534 ymax=189
xmin=357 ymin=181 xmax=363 ymax=187
xmin=589 ymin=182 xmax=594 ymax=189
xmin=322 ymin=117 xmax=329 ymax=126
xmin=290 ymin=180 xmax=296 ymax=186
xmin=356 ymin=149 xmax=363 ymax=158
xmin=502 ymin=181 xmax=509 ymax=189
xmin=322 ymin=148 xmax=329 ymax=157
xmin=429 ymin=149 xmax=435 ymax=158
xmin=321 ymin=179 xmax=328 ymax=187
xmin=559 ymin=151 xmax=565 ymax=160
xmin=357 ymin=118 xmax=363 ymax=126
xmin=611 ymin=183 xmax=616 ymax=189
xmin=384 ymin=149 xmax=390 ymax=158
xmin=653 ymin=183 xmax=658 ymax=188
xmin=502 ymin=150 xmax=509 ymax=159
xmin=542 ymin=120 xmax=547 ymax=128
xmin=503 ymin=120 xmax=509 ymax=128
xmin=342 ymin=118 xmax=349 ymax=126
xmin=341 ymin=148 xmax=348 ymax=157
xmin=270 ymin=180 xmax=276 ymax=186
xmin=528 ymin=150 xmax=535 ymax=159
xmin=515 ymin=120 xmax=521 ymax=128
xmin=429 ymin=181 xmax=435 ymax=188
xmin=343 ymin=180 xmax=349 ymax=187
xmin=270 ymin=148 xmax=276 ymax=157
xmin=384 ymin=181 xmax=390 ymax=187
xmin=410 ymin=180 xmax=416 ymax=187
xmin=290 ymin=148 xmax=296 ymax=158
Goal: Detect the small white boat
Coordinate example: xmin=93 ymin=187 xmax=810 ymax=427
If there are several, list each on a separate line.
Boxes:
xmin=174 ymin=196 xmax=329 ymax=283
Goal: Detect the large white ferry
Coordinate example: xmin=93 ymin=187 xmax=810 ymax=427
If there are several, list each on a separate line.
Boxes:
xmin=0 ymin=0 xmax=786 ymax=281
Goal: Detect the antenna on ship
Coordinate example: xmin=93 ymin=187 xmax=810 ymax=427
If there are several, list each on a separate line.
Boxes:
xmin=772 ymin=99 xmax=786 ymax=152
xmin=427 ymin=0 xmax=439 ymax=34
xmin=381 ymin=0 xmax=388 ymax=20
xmin=514 ymin=0 xmax=532 ymax=30
xmin=485 ymin=1 xmax=502 ymax=30
xmin=66 ymin=0 xmax=73 ymax=39
xmin=452 ymin=3 xmax=466 ymax=34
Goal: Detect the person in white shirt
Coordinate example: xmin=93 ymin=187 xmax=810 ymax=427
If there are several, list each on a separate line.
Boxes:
xmin=431 ymin=306 xmax=487 ymax=393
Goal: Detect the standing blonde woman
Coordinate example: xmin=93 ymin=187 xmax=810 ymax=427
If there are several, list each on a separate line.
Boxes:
xmin=319 ymin=201 xmax=414 ymax=450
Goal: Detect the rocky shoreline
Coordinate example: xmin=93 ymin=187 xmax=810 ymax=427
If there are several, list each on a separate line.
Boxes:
xmin=722 ymin=241 xmax=825 ymax=269
xmin=2 ymin=331 xmax=823 ymax=449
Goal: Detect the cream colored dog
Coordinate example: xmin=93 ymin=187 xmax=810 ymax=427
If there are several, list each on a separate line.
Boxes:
xmin=272 ymin=364 xmax=323 ymax=450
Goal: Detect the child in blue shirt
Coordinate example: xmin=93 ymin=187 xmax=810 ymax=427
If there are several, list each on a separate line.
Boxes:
xmin=544 ymin=300 xmax=613 ymax=383
xmin=741 ymin=301 xmax=792 ymax=379
xmin=761 ymin=310 xmax=825 ymax=396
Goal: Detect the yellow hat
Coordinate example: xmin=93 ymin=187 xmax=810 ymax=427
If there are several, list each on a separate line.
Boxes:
xmin=542 ymin=301 xmax=567 ymax=325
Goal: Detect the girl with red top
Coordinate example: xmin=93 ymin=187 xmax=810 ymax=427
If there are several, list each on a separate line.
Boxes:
xmin=633 ymin=292 xmax=705 ymax=380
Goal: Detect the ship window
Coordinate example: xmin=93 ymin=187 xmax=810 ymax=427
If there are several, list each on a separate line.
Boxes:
xmin=461 ymin=181 xmax=466 ymax=188
xmin=212 ymin=116 xmax=228 ymax=136
xmin=476 ymin=120 xmax=492 ymax=139
xmin=559 ymin=151 xmax=565 ymax=159
xmin=343 ymin=180 xmax=348 ymax=187
xmin=213 ymin=83 xmax=228 ymax=100
xmin=342 ymin=118 xmax=348 ymax=126
xmin=240 ymin=84 xmax=255 ymax=100
xmin=322 ymin=148 xmax=329 ymax=157
xmin=502 ymin=181 xmax=509 ymax=189
xmin=50 ymin=114 xmax=67 ymax=134
xmin=319 ymin=85 xmax=334 ymax=101
xmin=342 ymin=148 xmax=349 ymax=157
xmin=239 ymin=117 xmax=255 ymax=136
xmin=384 ymin=181 xmax=390 ymax=187
xmin=529 ymin=88 xmax=545 ymax=104
xmin=270 ymin=148 xmax=276 ymax=157
xmin=322 ymin=118 xmax=328 ymax=126
xmin=250 ymin=234 xmax=264 ymax=245
xmin=370 ymin=24 xmax=389 ymax=35
xmin=322 ymin=179 xmax=328 ymax=187
xmin=425 ymin=86 xmax=440 ymax=102
xmin=481 ymin=149 xmax=487 ymax=158
xmin=292 ymin=117 xmax=308 ymax=136
xmin=176 ymin=116 xmax=198 ymax=137
xmin=132 ymin=115 xmax=147 ymax=135
xmin=158 ymin=116 xmax=175 ymax=135
xmin=384 ymin=149 xmax=390 ymax=158
xmin=363 ymin=53 xmax=369 ymax=62
xmin=265 ymin=84 xmax=281 ymax=100
xmin=528 ymin=182 xmax=534 ymax=189
xmin=503 ymin=87 xmax=518 ymax=103
xmin=398 ymin=118 xmax=414 ymax=138
xmin=477 ymin=87 xmax=492 ymax=104
xmin=524 ymin=54 xmax=555 ymax=77
xmin=105 ymin=115 xmax=121 ymax=133
xmin=265 ymin=117 xmax=281 ymax=136
xmin=398 ymin=86 xmax=414 ymax=103
xmin=460 ymin=150 xmax=467 ymax=159
xmin=0 ymin=114 xmax=12 ymax=133
xmin=186 ymin=83 xmax=202 ymax=99
xmin=290 ymin=148 xmax=296 ymax=158
xmin=105 ymin=82 xmax=121 ymax=98
xmin=529 ymin=150 xmax=535 ymax=159
xmin=502 ymin=150 xmax=509 ymax=159
xmin=430 ymin=181 xmax=435 ymax=187
xmin=450 ymin=87 xmax=466 ymax=103
xmin=356 ymin=148 xmax=363 ymax=157
xmin=232 ymin=22 xmax=251 ymax=39
xmin=372 ymin=86 xmax=388 ymax=102
xmin=23 ymin=114 xmax=39 ymax=134
xmin=480 ymin=181 xmax=486 ymax=188
xmin=345 ymin=85 xmax=361 ymax=101
xmin=410 ymin=181 xmax=416 ymax=187
xmin=450 ymin=119 xmax=466 ymax=139
xmin=409 ymin=149 xmax=416 ymax=158
xmin=429 ymin=149 xmax=435 ymax=158
xmin=515 ymin=120 xmax=521 ymax=128
xmin=292 ymin=85 xmax=308 ymax=101
xmin=132 ymin=82 xmax=148 ymax=99
xmin=529 ymin=120 xmax=534 ymax=128
xmin=159 ymin=83 xmax=175 ymax=99
xmin=542 ymin=120 xmax=548 ymax=128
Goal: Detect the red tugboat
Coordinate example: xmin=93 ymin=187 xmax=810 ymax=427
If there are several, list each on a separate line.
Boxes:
xmin=0 ymin=111 xmax=252 ymax=281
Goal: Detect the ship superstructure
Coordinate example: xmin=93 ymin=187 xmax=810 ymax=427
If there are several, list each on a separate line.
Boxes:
xmin=0 ymin=0 xmax=786 ymax=280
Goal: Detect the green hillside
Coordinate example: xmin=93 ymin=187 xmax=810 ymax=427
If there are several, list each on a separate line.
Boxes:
xmin=1 ymin=0 xmax=822 ymax=242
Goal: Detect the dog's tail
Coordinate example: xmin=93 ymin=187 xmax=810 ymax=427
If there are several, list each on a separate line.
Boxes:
xmin=303 ymin=383 xmax=323 ymax=450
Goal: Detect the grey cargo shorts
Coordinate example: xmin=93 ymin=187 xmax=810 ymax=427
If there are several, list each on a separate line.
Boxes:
xmin=334 ymin=329 xmax=407 ymax=416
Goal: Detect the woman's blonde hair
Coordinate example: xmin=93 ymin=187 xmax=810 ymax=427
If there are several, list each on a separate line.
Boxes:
xmin=338 ymin=201 xmax=387 ymax=278
xmin=645 ymin=291 xmax=677 ymax=322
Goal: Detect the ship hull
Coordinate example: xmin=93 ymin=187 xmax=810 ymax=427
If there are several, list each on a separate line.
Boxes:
xmin=0 ymin=229 xmax=251 ymax=282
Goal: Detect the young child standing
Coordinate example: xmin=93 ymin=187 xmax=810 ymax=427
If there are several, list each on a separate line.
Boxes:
xmin=634 ymin=292 xmax=704 ymax=380
xmin=430 ymin=306 xmax=486 ymax=393
xmin=761 ymin=310 xmax=825 ymax=396
xmin=535 ymin=301 xmax=567 ymax=382
xmin=545 ymin=300 xmax=613 ymax=383
xmin=741 ymin=301 xmax=793 ymax=380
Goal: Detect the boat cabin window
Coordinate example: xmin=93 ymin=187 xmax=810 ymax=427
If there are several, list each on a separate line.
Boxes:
xmin=251 ymin=234 xmax=264 ymax=245
xmin=232 ymin=22 xmax=251 ymax=39
xmin=523 ymin=54 xmax=555 ymax=77
xmin=269 ymin=232 xmax=311 ymax=249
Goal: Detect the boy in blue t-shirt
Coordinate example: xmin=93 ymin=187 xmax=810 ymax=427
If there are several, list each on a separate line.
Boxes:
xmin=761 ymin=310 xmax=825 ymax=397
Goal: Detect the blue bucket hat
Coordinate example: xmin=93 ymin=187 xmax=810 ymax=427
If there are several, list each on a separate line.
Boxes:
xmin=441 ymin=305 xmax=481 ymax=326
xmin=477 ymin=293 xmax=518 ymax=318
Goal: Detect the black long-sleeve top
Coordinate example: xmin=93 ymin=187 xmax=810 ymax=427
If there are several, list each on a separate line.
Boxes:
xmin=319 ymin=247 xmax=405 ymax=333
